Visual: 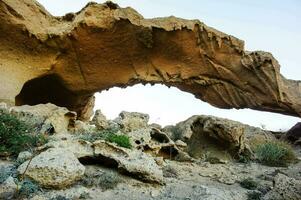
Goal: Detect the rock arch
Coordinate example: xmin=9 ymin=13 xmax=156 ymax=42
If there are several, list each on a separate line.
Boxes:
xmin=1 ymin=0 xmax=301 ymax=120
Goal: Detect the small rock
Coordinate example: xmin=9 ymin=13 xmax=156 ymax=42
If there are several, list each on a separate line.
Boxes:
xmin=175 ymin=140 xmax=187 ymax=148
xmin=91 ymin=109 xmax=109 ymax=130
xmin=0 ymin=176 xmax=17 ymax=200
xmin=16 ymin=151 xmax=33 ymax=164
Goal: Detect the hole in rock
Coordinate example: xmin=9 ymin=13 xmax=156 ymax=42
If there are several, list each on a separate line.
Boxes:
xmin=95 ymin=84 xmax=300 ymax=131
xmin=158 ymin=146 xmax=179 ymax=159
xmin=79 ymin=155 xmax=119 ymax=169
xmin=15 ymin=74 xmax=79 ymax=108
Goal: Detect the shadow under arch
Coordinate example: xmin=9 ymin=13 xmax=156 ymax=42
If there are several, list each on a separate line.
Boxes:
xmin=15 ymin=74 xmax=92 ymax=117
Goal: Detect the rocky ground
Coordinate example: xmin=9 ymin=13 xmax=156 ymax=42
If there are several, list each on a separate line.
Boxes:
xmin=0 ymin=102 xmax=300 ymax=200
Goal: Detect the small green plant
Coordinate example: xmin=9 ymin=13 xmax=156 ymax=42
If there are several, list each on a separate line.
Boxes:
xmin=106 ymin=133 xmax=131 ymax=149
xmin=78 ymin=129 xmax=131 ymax=149
xmin=0 ymin=113 xmax=48 ymax=156
xmin=82 ymin=170 xmax=121 ymax=191
xmin=240 ymin=177 xmax=258 ymax=190
xmin=247 ymin=191 xmax=262 ymax=200
xmin=255 ymin=141 xmax=296 ymax=167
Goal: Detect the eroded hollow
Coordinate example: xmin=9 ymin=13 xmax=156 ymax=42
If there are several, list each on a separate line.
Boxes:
xmin=15 ymin=74 xmax=87 ymax=114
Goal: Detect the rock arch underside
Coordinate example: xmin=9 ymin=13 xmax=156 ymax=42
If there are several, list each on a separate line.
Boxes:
xmin=0 ymin=0 xmax=301 ymax=121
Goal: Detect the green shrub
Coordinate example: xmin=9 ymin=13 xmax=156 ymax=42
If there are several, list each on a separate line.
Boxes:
xmin=255 ymin=141 xmax=296 ymax=167
xmin=106 ymin=133 xmax=132 ymax=149
xmin=247 ymin=191 xmax=262 ymax=200
xmin=0 ymin=113 xmax=48 ymax=156
xmin=240 ymin=177 xmax=258 ymax=190
xmin=78 ymin=129 xmax=131 ymax=149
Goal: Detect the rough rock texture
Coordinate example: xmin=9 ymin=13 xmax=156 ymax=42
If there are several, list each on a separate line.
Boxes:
xmin=93 ymin=140 xmax=163 ymax=184
xmin=0 ymin=176 xmax=17 ymax=200
xmin=0 ymin=0 xmax=301 ymax=119
xmin=115 ymin=111 xmax=149 ymax=132
xmin=91 ymin=109 xmax=109 ymax=130
xmin=282 ymin=122 xmax=301 ymax=144
xmin=263 ymin=173 xmax=301 ymax=200
xmin=9 ymin=103 xmax=76 ymax=133
xmin=167 ymin=115 xmax=275 ymax=160
xmin=18 ymin=148 xmax=85 ymax=189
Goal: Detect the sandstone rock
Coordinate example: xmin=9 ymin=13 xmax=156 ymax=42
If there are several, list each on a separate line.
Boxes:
xmin=172 ymin=115 xmax=249 ymax=160
xmin=0 ymin=1 xmax=300 ymax=119
xmin=115 ymin=111 xmax=149 ymax=132
xmin=91 ymin=109 xmax=109 ymax=130
xmin=10 ymin=103 xmax=76 ymax=134
xmin=263 ymin=173 xmax=301 ymax=200
xmin=73 ymin=120 xmax=96 ymax=134
xmin=16 ymin=151 xmax=33 ymax=164
xmin=93 ymin=140 xmax=163 ymax=184
xmin=18 ymin=148 xmax=85 ymax=189
xmin=282 ymin=122 xmax=301 ymax=144
xmin=39 ymin=135 xmax=94 ymax=159
xmin=0 ymin=176 xmax=17 ymax=200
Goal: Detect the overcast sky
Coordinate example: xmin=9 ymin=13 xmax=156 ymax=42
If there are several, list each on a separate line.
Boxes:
xmin=37 ymin=0 xmax=301 ymax=131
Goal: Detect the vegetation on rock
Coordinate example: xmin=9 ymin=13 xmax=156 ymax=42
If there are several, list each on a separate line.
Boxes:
xmin=255 ymin=141 xmax=296 ymax=167
xmin=246 ymin=191 xmax=262 ymax=200
xmin=78 ymin=129 xmax=132 ymax=149
xmin=0 ymin=113 xmax=48 ymax=156
xmin=16 ymin=179 xmax=41 ymax=199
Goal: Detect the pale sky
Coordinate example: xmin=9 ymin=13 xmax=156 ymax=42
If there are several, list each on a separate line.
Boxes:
xmin=37 ymin=0 xmax=301 ymax=131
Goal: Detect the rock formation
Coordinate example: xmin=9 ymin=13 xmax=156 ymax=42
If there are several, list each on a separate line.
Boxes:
xmin=0 ymin=0 xmax=301 ymax=120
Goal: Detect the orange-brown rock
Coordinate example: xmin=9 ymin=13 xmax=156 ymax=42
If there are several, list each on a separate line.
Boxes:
xmin=0 ymin=0 xmax=301 ymax=120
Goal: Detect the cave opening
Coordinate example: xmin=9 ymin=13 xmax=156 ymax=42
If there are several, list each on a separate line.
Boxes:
xmin=15 ymin=74 xmax=83 ymax=113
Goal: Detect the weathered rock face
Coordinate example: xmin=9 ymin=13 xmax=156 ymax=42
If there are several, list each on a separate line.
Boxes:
xmin=0 ymin=0 xmax=301 ymax=119
xmin=17 ymin=148 xmax=85 ymax=189
xmin=282 ymin=122 xmax=301 ymax=144
xmin=167 ymin=115 xmax=275 ymax=160
xmin=263 ymin=173 xmax=301 ymax=200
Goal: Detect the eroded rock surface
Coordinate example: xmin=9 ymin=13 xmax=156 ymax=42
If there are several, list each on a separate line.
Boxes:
xmin=0 ymin=0 xmax=301 ymax=119
xmin=18 ymin=148 xmax=85 ymax=188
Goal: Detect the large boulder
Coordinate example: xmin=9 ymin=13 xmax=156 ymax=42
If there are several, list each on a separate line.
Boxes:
xmin=282 ymin=122 xmax=301 ymax=144
xmin=17 ymin=148 xmax=85 ymax=189
xmin=9 ymin=103 xmax=76 ymax=134
xmin=167 ymin=115 xmax=275 ymax=161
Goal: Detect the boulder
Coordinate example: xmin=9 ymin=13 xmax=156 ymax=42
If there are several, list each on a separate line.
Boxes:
xmin=18 ymin=148 xmax=85 ymax=189
xmin=169 ymin=115 xmax=275 ymax=161
xmin=114 ymin=111 xmax=149 ymax=132
xmin=0 ymin=176 xmax=17 ymax=200
xmin=91 ymin=109 xmax=109 ymax=130
xmin=263 ymin=173 xmax=301 ymax=200
xmin=10 ymin=103 xmax=76 ymax=134
xmin=282 ymin=122 xmax=301 ymax=144
xmin=93 ymin=140 xmax=163 ymax=184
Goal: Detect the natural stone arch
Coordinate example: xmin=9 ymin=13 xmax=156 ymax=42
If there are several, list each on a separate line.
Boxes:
xmin=1 ymin=0 xmax=301 ymax=120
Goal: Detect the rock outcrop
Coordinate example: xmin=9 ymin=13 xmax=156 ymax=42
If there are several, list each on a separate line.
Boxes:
xmin=0 ymin=0 xmax=301 ymax=120
xmin=18 ymin=148 xmax=85 ymax=188
xmin=166 ymin=115 xmax=275 ymax=161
